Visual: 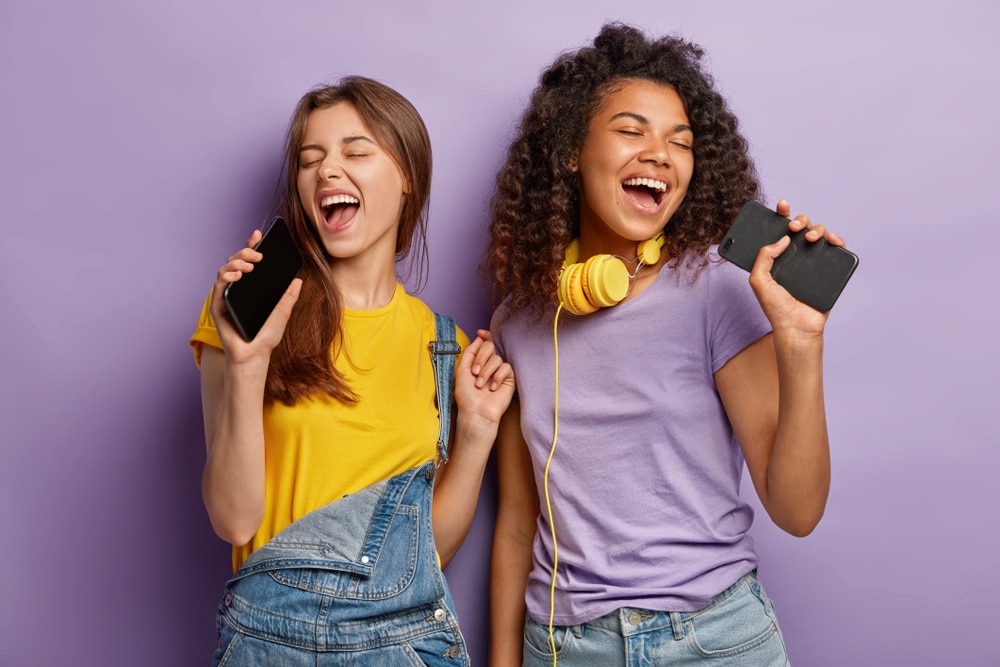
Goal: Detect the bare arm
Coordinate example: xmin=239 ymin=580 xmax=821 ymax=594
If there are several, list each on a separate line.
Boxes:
xmin=200 ymin=345 xmax=270 ymax=546
xmin=200 ymin=231 xmax=302 ymax=545
xmin=489 ymin=403 xmax=538 ymax=667
xmin=432 ymin=331 xmax=515 ymax=567
xmin=715 ymin=199 xmax=843 ymax=537
xmin=715 ymin=332 xmax=829 ymax=536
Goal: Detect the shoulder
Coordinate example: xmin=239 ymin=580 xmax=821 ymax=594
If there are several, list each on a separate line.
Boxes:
xmin=399 ymin=289 xmax=470 ymax=349
xmin=686 ymin=245 xmax=758 ymax=304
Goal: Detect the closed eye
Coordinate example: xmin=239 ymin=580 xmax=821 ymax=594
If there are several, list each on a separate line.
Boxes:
xmin=299 ymin=146 xmax=325 ymax=167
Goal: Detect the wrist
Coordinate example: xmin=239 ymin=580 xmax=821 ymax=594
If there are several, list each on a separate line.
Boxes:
xmin=223 ymin=354 xmax=271 ymax=382
xmin=771 ymin=326 xmax=824 ymax=352
xmin=453 ymin=412 xmax=500 ymax=450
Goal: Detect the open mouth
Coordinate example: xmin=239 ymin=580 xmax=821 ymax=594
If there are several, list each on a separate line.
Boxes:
xmin=320 ymin=194 xmax=360 ymax=226
xmin=622 ymin=177 xmax=668 ymax=208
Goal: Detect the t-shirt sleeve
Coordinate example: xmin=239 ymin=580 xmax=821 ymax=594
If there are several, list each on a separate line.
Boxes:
xmin=454 ymin=324 xmax=471 ymax=350
xmin=189 ymin=290 xmax=222 ymax=369
xmin=489 ymin=302 xmax=509 ymax=360
xmin=706 ymin=254 xmax=772 ymax=374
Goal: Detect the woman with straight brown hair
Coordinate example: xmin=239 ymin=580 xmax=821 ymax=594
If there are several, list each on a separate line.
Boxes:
xmin=190 ymin=76 xmax=513 ymax=666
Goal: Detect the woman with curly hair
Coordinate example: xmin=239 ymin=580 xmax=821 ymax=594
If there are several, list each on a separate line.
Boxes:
xmin=487 ymin=24 xmax=845 ymax=666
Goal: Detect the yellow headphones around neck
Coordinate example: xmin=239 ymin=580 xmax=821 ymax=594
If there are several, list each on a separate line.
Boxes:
xmin=557 ymin=232 xmax=666 ymax=316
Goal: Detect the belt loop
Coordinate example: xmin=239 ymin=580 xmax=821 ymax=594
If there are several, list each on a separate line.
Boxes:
xmin=669 ymin=611 xmax=684 ymax=641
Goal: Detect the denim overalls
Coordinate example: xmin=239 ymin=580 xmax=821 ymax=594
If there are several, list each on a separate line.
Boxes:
xmin=212 ymin=314 xmax=469 ymax=666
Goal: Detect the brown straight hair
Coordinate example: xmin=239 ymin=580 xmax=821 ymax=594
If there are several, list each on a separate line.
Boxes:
xmin=266 ymin=76 xmax=432 ymax=405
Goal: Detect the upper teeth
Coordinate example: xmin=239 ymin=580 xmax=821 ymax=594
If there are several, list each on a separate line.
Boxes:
xmin=321 ymin=194 xmax=359 ymax=207
xmin=623 ymin=177 xmax=667 ymax=192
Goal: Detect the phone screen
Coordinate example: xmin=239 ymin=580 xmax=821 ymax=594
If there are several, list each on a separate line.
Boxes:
xmin=719 ymin=202 xmax=859 ymax=312
xmin=223 ymin=217 xmax=304 ymax=340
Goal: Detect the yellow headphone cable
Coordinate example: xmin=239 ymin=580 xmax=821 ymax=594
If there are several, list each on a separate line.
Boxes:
xmin=544 ymin=304 xmax=563 ymax=666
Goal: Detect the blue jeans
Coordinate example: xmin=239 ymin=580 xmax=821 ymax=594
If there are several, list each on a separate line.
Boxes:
xmin=522 ymin=571 xmax=789 ymax=666
xmin=212 ymin=314 xmax=467 ymax=666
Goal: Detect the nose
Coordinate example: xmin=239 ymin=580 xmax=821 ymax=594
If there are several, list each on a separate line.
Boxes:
xmin=639 ymin=137 xmax=671 ymax=167
xmin=317 ymin=155 xmax=343 ymax=181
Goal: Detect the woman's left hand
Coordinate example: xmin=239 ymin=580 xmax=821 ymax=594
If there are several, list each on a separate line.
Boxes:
xmin=749 ymin=199 xmax=847 ymax=339
xmin=455 ymin=330 xmax=516 ymax=427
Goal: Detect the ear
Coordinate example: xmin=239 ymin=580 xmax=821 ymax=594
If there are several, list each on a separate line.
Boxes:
xmin=568 ymin=153 xmax=579 ymax=173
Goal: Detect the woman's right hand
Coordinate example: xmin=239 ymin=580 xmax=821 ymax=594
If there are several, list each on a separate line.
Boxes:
xmin=209 ymin=229 xmax=303 ymax=364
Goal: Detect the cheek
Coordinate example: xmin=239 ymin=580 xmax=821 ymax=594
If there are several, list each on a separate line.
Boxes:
xmin=296 ymin=173 xmax=311 ymax=200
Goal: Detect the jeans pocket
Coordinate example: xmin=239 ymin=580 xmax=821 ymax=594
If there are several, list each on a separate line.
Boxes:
xmin=401 ymin=628 xmax=469 ymax=666
xmin=522 ymin=616 xmax=573 ymax=661
xmin=684 ymin=577 xmax=786 ymax=661
xmin=267 ymin=503 xmax=422 ymax=601
xmin=212 ymin=612 xmax=243 ymax=667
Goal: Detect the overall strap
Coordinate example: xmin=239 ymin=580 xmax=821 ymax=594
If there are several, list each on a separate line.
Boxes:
xmin=429 ymin=313 xmax=460 ymax=463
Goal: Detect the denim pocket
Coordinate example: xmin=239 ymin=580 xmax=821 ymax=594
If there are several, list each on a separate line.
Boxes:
xmin=683 ymin=576 xmax=786 ymax=661
xmin=268 ymin=503 xmax=421 ymax=601
xmin=401 ymin=627 xmax=469 ymax=666
xmin=522 ymin=616 xmax=573 ymax=660
xmin=212 ymin=613 xmax=243 ymax=667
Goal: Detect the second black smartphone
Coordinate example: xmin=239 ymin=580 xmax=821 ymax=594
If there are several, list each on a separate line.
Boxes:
xmin=719 ymin=201 xmax=859 ymax=312
xmin=223 ymin=217 xmax=304 ymax=341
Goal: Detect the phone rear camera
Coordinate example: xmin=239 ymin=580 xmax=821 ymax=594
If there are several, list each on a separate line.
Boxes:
xmin=721 ymin=238 xmax=734 ymax=254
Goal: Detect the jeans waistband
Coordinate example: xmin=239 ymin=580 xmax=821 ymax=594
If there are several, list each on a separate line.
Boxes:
xmin=584 ymin=570 xmax=760 ymax=639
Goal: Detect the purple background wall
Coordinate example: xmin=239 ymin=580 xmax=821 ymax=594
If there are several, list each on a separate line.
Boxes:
xmin=2 ymin=1 xmax=997 ymax=665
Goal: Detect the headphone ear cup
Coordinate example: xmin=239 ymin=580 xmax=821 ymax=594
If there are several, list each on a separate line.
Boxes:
xmin=636 ymin=237 xmax=663 ymax=266
xmin=559 ymin=262 xmax=600 ymax=315
xmin=581 ymin=255 xmax=630 ymax=308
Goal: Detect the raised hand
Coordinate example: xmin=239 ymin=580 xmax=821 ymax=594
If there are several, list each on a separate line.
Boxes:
xmin=749 ymin=199 xmax=847 ymax=339
xmin=208 ymin=229 xmax=302 ymax=364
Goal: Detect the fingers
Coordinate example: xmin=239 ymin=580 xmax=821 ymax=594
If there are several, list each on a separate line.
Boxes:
xmin=208 ymin=229 xmax=285 ymax=347
xmin=488 ymin=361 xmax=516 ymax=392
xmin=461 ymin=330 xmax=513 ymax=391
xmin=216 ymin=233 xmax=265 ymax=285
xmin=751 ymin=234 xmax=790 ymax=283
xmin=775 ymin=199 xmax=791 ymax=218
xmin=264 ymin=278 xmax=303 ymax=329
xmin=825 ymin=230 xmax=846 ymax=248
xmin=777 ymin=199 xmax=847 ymax=247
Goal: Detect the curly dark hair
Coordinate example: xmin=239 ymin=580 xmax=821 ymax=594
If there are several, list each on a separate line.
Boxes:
xmin=487 ymin=23 xmax=761 ymax=316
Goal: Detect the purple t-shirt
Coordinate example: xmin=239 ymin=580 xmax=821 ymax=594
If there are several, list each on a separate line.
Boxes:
xmin=491 ymin=247 xmax=772 ymax=625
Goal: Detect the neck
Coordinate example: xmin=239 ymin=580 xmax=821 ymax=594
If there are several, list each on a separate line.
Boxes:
xmin=330 ymin=257 xmax=398 ymax=310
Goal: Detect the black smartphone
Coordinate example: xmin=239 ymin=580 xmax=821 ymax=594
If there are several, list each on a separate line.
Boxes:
xmin=719 ymin=201 xmax=859 ymax=312
xmin=223 ymin=217 xmax=304 ymax=341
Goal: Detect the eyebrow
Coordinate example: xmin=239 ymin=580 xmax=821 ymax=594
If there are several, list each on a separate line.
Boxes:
xmin=299 ymin=135 xmax=377 ymax=153
xmin=342 ymin=135 xmax=377 ymax=146
xmin=609 ymin=111 xmax=692 ymax=133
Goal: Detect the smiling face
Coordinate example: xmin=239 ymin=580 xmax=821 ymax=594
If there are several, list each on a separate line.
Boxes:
xmin=296 ymin=102 xmax=408 ymax=263
xmin=574 ymin=79 xmax=694 ymax=258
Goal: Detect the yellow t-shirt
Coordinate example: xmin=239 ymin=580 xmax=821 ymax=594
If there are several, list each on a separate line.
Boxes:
xmin=190 ymin=284 xmax=468 ymax=571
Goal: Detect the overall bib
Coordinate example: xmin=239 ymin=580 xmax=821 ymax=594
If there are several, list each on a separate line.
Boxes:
xmin=212 ymin=314 xmax=469 ymax=666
